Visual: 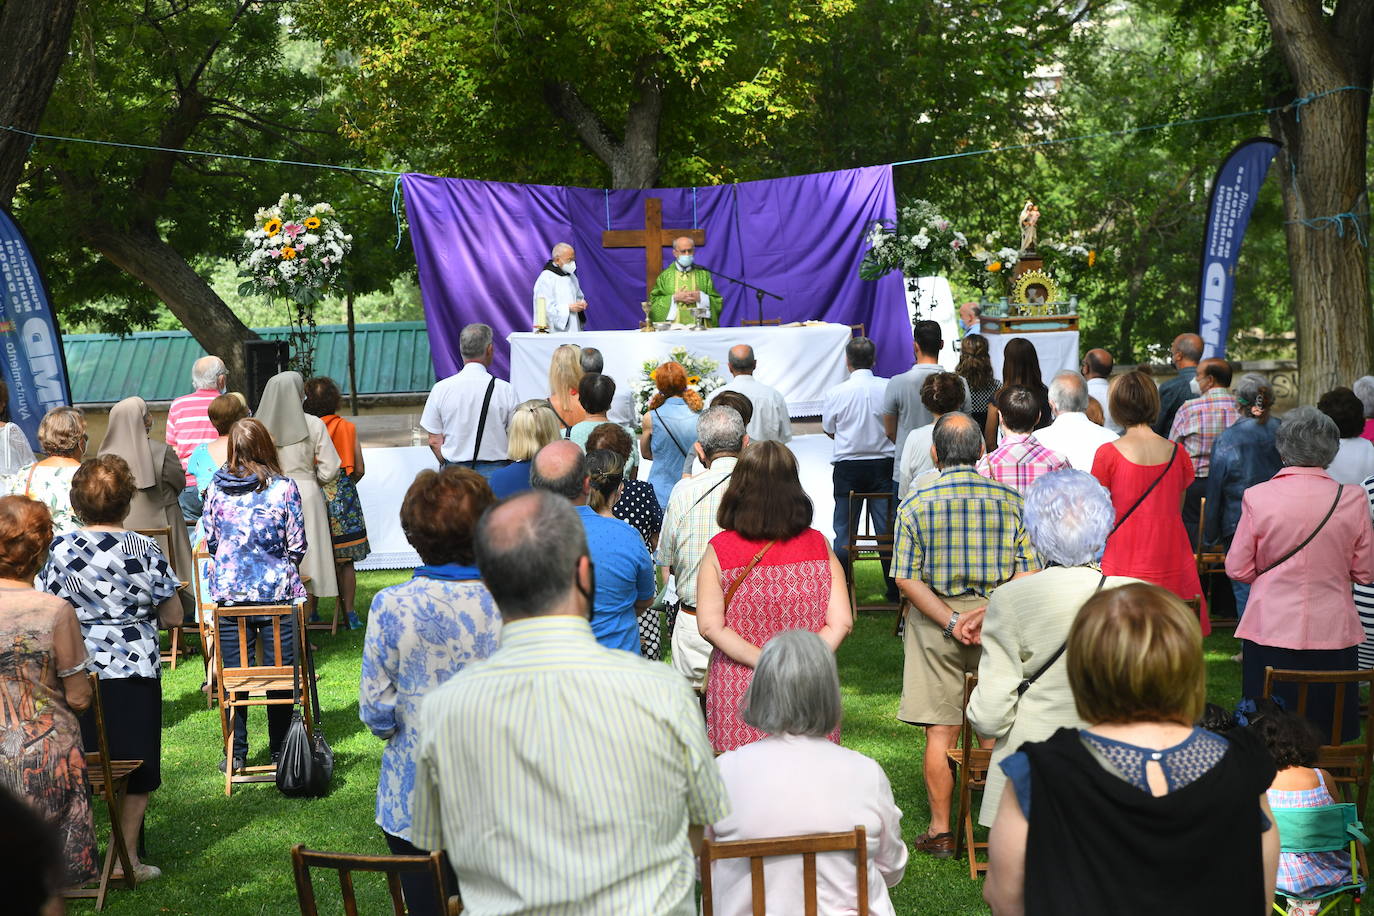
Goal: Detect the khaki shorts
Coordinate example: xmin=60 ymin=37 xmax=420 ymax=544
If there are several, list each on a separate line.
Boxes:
xmin=670 ymin=608 xmax=712 ymax=691
xmin=898 ymin=594 xmax=986 ymax=727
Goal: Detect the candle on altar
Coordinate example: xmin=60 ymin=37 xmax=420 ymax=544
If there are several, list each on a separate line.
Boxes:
xmin=534 ymin=296 xmax=549 ymax=332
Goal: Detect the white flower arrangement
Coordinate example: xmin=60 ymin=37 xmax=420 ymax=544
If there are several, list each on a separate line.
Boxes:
xmin=630 ymin=346 xmax=727 ymax=427
xmin=237 ymin=193 xmax=352 ymax=306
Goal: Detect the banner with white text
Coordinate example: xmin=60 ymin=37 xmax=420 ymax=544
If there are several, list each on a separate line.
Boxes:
xmin=1197 ymin=138 xmax=1281 ymax=359
xmin=0 ymin=209 xmax=72 ymax=450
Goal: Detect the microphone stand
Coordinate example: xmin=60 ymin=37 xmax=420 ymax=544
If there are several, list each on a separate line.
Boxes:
xmin=699 ymin=265 xmax=783 ymax=326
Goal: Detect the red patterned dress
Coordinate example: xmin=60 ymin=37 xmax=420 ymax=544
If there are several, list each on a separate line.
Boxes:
xmin=706 ymin=528 xmax=839 ymax=752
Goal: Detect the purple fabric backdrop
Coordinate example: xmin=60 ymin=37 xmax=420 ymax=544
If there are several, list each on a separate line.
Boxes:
xmin=402 ymin=166 xmax=908 ymax=380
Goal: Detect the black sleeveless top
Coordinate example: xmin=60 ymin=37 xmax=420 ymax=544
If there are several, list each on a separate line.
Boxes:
xmin=1020 ymin=727 xmax=1275 ymax=915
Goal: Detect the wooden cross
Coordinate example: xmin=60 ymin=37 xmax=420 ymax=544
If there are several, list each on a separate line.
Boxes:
xmin=602 ymin=197 xmax=706 ymax=300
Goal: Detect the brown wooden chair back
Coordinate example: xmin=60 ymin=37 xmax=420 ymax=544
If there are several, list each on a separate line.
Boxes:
xmin=212 ymin=603 xmax=311 ymax=795
xmin=699 ymin=826 xmax=868 ymax=916
xmin=190 ymin=544 xmax=216 ymax=706
xmin=741 ymin=318 xmax=782 ymax=327
xmin=291 ymin=845 xmax=461 ymax=915
xmin=947 ymin=671 xmax=993 ymax=878
xmin=1263 ymin=666 xmax=1374 ymax=814
xmin=844 ymin=490 xmax=900 ymax=616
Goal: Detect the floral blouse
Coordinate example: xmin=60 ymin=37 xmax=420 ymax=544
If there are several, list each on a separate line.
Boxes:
xmin=201 ymin=471 xmax=307 ymax=603
xmin=3 ymin=463 xmax=80 ymax=534
xmin=39 ymin=530 xmax=179 ymax=680
xmin=359 ymin=570 xmax=502 ymax=840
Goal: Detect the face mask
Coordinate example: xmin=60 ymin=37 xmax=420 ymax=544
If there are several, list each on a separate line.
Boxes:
xmin=563 ymin=260 xmax=576 ymax=274
xmin=676 ymin=253 xmax=694 ymax=269
xmin=1189 ymin=377 xmax=1202 ymax=396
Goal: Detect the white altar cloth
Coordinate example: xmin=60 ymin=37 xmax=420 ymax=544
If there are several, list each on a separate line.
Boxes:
xmin=354 ymin=436 xmax=842 ymax=570
xmin=508 ymin=324 xmax=852 ymax=420
xmin=984 ymin=330 xmax=1081 ymax=388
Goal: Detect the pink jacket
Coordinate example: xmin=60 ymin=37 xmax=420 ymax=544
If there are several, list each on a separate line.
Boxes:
xmin=1230 ymin=467 xmax=1374 ymax=650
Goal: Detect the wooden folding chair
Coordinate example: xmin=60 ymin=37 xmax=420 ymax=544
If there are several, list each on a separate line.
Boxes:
xmin=291 ymin=845 xmax=462 ymax=915
xmin=741 ymin=318 xmax=781 ymax=327
xmin=1192 ymin=499 xmax=1230 ymax=623
xmin=946 ymin=672 xmax=993 ymax=879
xmin=844 ymin=490 xmax=901 ymax=616
xmin=190 ymin=543 xmax=216 ymax=707
xmin=699 ymin=826 xmax=869 ymax=916
xmin=63 ymin=673 xmax=141 ymax=910
xmin=213 ymin=603 xmax=311 ymax=795
xmin=848 ymin=323 xmax=866 ymax=338
xmin=1263 ymin=667 xmax=1374 ymax=815
xmin=132 ymin=526 xmax=195 ymax=668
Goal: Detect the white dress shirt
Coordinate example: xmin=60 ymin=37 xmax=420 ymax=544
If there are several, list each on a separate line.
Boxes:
xmin=821 ymin=369 xmax=894 ymax=462
xmin=420 ymin=363 xmax=519 ymax=463
xmin=1327 ymin=437 xmax=1374 ymax=486
xmin=531 ymin=268 xmax=584 ymax=333
xmin=1033 ymin=410 xmax=1118 ymax=471
xmin=712 ymin=734 xmax=907 ymax=916
xmin=1085 ymin=376 xmax=1120 ymax=433
xmin=708 ymin=373 xmax=792 ymax=443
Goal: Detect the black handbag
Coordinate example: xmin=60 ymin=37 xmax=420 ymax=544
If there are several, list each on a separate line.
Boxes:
xmin=277 ymin=611 xmax=333 ymax=797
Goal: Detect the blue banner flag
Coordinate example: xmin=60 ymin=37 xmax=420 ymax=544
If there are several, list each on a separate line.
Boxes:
xmin=0 ymin=208 xmax=72 ymax=450
xmin=1197 ymin=138 xmax=1281 ymax=359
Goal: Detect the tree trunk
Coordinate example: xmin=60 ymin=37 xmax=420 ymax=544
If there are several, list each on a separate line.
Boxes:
xmin=1257 ymin=0 xmax=1373 ymax=403
xmin=0 ymin=0 xmax=80 ymax=208
xmin=82 ymin=223 xmax=260 ymax=388
xmin=544 ymin=57 xmax=663 ymax=189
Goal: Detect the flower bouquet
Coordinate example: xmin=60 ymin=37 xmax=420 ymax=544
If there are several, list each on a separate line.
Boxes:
xmin=237 ymin=194 xmax=352 ymax=375
xmin=630 ymin=346 xmax=727 ymax=429
xmin=859 ymin=199 xmax=972 ymax=287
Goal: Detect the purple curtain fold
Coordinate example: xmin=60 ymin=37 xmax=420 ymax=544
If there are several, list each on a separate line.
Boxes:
xmin=402 ymin=166 xmax=907 ymax=380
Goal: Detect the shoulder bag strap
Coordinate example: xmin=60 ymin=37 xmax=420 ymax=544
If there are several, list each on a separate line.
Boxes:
xmin=653 ymin=408 xmax=689 ymax=458
xmin=1108 ymin=444 xmax=1178 ymax=536
xmin=1258 ymin=485 xmax=1345 ymax=576
xmin=23 ymin=462 xmax=37 ymax=499
xmin=687 ymin=473 xmax=732 ymax=514
xmin=471 ymin=376 xmax=497 ymax=464
xmin=1017 ymin=570 xmax=1108 ymax=697
xmin=723 ymin=540 xmax=777 ymax=610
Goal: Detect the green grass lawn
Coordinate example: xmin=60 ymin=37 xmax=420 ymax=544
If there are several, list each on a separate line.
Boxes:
xmin=81 ymin=564 xmax=1243 ymax=915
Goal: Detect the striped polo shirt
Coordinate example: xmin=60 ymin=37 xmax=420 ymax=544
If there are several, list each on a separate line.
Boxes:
xmin=410 ymin=615 xmax=729 ymax=915
xmin=165 ymin=387 xmax=221 ymax=487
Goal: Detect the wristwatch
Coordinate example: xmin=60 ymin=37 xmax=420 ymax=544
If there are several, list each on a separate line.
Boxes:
xmin=942 ymin=610 xmax=961 ymax=639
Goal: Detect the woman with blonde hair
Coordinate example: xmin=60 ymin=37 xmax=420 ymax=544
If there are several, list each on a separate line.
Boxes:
xmin=639 ymin=361 xmax=704 ymax=509
xmin=984 ymin=583 xmax=1279 ymax=915
xmin=4 ymin=406 xmax=87 ymax=534
xmin=489 ymin=399 xmax=562 ymax=499
xmin=547 ymin=344 xmax=586 ymax=433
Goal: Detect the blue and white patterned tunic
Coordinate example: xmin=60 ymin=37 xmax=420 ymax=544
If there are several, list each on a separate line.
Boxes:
xmin=359 ymin=570 xmax=502 ymax=840
xmin=38 ymin=530 xmax=179 ymax=680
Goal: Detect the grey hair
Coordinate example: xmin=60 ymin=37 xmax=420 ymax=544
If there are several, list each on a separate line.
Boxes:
xmin=740 ymin=630 xmax=842 ymax=737
xmin=933 ymin=412 xmax=983 ymax=467
xmin=1023 ymin=470 xmax=1115 ymax=566
xmin=459 ymin=323 xmax=494 ymax=360
xmin=728 ymin=346 xmax=757 ymax=373
xmin=579 ymin=347 xmax=604 ymax=375
xmin=474 ymin=491 xmax=588 ymax=620
xmin=697 ymin=405 xmax=745 ymax=457
xmin=1048 ymin=371 xmax=1090 ymax=413
xmin=845 ymin=337 xmax=876 ymax=370
xmin=1354 ymin=376 xmax=1374 ymax=418
xmin=1233 ymin=373 xmax=1273 ymax=414
xmin=1275 ymin=406 xmax=1339 ymax=468
xmin=191 ymin=356 xmax=227 ymax=390
xmin=551 ymin=242 xmax=573 ymax=260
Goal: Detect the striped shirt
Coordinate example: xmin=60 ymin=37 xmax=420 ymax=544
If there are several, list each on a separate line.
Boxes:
xmin=410 ymin=615 xmax=729 ymax=915
xmin=656 ymin=456 xmax=737 ymax=608
xmin=976 ymin=433 xmax=1071 ymax=494
xmin=892 ymin=466 xmax=1037 ymax=597
xmin=165 ymin=388 xmax=221 ymax=486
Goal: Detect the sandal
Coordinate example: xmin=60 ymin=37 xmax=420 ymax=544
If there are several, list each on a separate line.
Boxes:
xmin=111 ymin=862 xmax=162 ymax=884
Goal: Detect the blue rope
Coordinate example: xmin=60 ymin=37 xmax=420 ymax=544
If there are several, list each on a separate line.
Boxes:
xmin=1292 ymin=85 xmax=1371 ymax=122
xmin=604 ymin=189 xmax=611 ymax=231
xmin=392 ymin=175 xmax=405 ymax=250
xmin=1287 ymin=212 xmax=1369 ymax=247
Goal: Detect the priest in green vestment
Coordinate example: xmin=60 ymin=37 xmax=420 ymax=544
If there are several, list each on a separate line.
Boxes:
xmin=648 ymin=236 xmax=722 ymax=325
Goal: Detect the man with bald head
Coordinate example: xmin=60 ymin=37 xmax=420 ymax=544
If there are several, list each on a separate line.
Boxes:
xmin=1154 ymin=332 xmax=1204 ymax=435
xmin=649 ymin=236 xmax=721 ymax=326
xmin=891 ymin=411 xmax=1036 ymax=858
xmin=706 ymin=344 xmax=791 ymax=442
xmin=531 ymin=440 xmax=655 ymax=653
xmin=1080 ymin=348 xmax=1120 ymax=433
xmin=410 ymin=490 xmax=728 ymax=915
xmin=167 ymin=354 xmax=228 ymax=518
xmin=532 ymin=241 xmax=587 ymax=333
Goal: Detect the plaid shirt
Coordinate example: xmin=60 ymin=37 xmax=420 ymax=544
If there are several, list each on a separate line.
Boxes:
xmin=892 ymin=466 xmax=1037 ymax=598
xmin=1169 ymin=387 xmax=1239 ymax=477
xmin=975 ymin=433 xmax=1071 ymax=493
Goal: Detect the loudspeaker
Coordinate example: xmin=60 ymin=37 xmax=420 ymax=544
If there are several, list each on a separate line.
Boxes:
xmin=244 ymin=340 xmax=289 ymax=411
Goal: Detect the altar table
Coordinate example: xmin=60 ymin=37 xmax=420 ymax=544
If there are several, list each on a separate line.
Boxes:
xmin=508 ymin=323 xmax=852 ymax=420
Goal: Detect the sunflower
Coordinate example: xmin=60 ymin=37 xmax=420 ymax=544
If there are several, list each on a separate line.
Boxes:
xmin=281 ymin=246 xmax=297 ymax=260
xmin=687 ymin=375 xmax=701 ymax=385
xmin=1087 ymin=249 xmax=1097 ymax=267
xmin=987 ymin=261 xmax=1002 ymax=272
xmin=304 ymin=216 xmax=321 ymax=230
xmin=263 ymin=218 xmax=282 ymax=237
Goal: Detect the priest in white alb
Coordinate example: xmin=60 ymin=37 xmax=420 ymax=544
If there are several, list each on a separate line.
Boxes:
xmin=532 ymin=242 xmax=587 ymax=332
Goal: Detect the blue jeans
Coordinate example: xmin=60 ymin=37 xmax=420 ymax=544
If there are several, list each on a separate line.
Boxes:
xmin=220 ymin=612 xmax=297 ymax=759
xmin=1231 ymin=579 xmax=1251 ymax=620
xmin=443 ymin=459 xmax=509 ymax=483
xmin=178 ymin=486 xmax=204 ymax=522
xmin=832 ymin=458 xmax=898 ymax=600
